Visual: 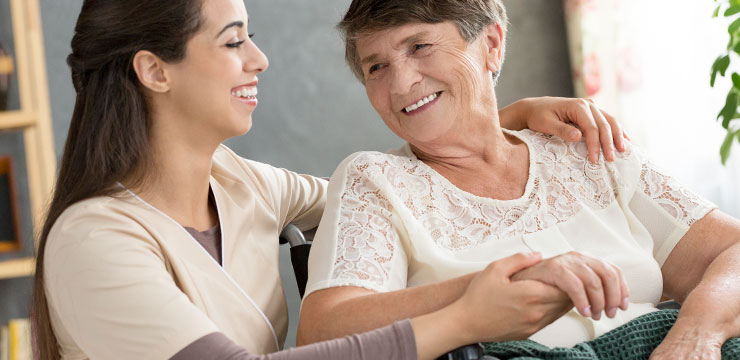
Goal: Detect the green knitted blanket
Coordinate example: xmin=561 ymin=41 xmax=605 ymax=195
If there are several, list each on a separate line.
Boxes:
xmin=483 ymin=310 xmax=740 ymax=360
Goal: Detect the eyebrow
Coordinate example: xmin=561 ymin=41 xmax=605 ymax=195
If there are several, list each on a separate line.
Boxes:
xmin=359 ymin=31 xmax=432 ymax=66
xmin=216 ymin=20 xmax=245 ymax=38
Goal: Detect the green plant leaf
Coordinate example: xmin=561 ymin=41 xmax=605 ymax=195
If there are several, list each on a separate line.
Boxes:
xmin=733 ymin=73 xmax=740 ymax=88
xmin=718 ymin=91 xmax=738 ymax=128
xmin=712 ymin=55 xmax=731 ymax=86
xmin=720 ymin=130 xmax=735 ymax=165
xmin=726 ymin=5 xmax=740 ymax=16
xmin=715 ymin=5 xmax=722 ymax=17
xmin=730 ymin=17 xmax=740 ymax=33
xmin=719 ymin=55 xmax=731 ymax=76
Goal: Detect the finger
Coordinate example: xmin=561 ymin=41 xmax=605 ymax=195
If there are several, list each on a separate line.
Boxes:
xmin=571 ymin=100 xmax=600 ymax=163
xmin=572 ymin=263 xmax=606 ymax=320
xmin=589 ymin=260 xmax=623 ymax=318
xmin=614 ymin=266 xmax=630 ymax=310
xmin=554 ymin=270 xmax=592 ymax=318
xmin=588 ymin=101 xmax=615 ymax=162
xmin=601 ymin=109 xmax=625 ymax=153
xmin=492 ymin=252 xmax=542 ymax=278
xmin=548 ymin=120 xmax=582 ymax=143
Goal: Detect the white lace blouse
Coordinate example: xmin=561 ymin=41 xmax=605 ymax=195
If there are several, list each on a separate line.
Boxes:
xmin=305 ymin=129 xmax=716 ymax=347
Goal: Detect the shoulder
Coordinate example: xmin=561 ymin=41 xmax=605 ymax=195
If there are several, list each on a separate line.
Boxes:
xmin=515 ymin=128 xmax=638 ymax=168
xmin=211 ymin=144 xmax=290 ymax=193
xmin=45 ymin=195 xmax=165 ymax=275
xmin=50 ymin=195 xmax=146 ymax=241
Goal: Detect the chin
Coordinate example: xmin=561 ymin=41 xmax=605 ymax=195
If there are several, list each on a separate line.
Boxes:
xmin=234 ymin=117 xmax=253 ymax=136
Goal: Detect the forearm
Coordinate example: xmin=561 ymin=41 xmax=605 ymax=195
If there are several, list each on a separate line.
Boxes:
xmin=411 ymin=304 xmax=471 ymax=360
xmin=172 ymin=321 xmax=416 ymax=360
xmin=671 ymin=242 xmax=740 ymax=341
xmin=297 ymin=273 xmax=476 ymax=345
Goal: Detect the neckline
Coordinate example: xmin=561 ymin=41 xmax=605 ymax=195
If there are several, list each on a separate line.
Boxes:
xmin=401 ymin=129 xmax=538 ymax=206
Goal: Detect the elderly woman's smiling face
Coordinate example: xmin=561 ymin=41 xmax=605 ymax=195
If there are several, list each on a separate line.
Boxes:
xmin=357 ymin=21 xmax=503 ymax=145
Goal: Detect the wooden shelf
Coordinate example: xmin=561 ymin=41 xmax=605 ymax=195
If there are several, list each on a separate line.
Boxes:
xmin=0 ymin=243 xmax=20 ymax=252
xmin=0 ymin=257 xmax=34 ymax=280
xmin=0 ymin=111 xmax=35 ymax=130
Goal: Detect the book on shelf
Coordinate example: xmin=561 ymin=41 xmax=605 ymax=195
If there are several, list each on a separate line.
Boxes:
xmin=1 ymin=324 xmax=8 ymax=360
xmin=3 ymin=318 xmax=31 ymax=360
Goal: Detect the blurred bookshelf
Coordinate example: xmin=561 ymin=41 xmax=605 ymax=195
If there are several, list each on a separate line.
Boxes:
xmin=0 ymin=0 xmax=55 ymax=269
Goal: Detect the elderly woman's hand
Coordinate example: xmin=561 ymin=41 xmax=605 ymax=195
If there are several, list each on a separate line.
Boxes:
xmin=499 ymin=97 xmax=626 ymax=163
xmin=510 ymin=251 xmax=630 ymax=321
xmin=449 ymin=252 xmax=572 ymax=343
xmin=649 ymin=327 xmax=723 ymax=360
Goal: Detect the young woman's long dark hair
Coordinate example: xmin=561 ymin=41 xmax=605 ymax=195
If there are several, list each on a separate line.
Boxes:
xmin=33 ymin=1 xmax=203 ymax=358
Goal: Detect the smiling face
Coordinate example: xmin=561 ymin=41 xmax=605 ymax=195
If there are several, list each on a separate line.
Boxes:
xmin=357 ymin=22 xmax=503 ymax=147
xmin=164 ymin=0 xmax=268 ymax=144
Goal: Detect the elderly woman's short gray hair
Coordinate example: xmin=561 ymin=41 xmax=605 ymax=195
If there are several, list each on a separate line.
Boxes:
xmin=338 ymin=0 xmax=509 ymax=84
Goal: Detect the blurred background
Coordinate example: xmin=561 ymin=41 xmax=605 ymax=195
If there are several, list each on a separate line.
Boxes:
xmin=0 ymin=0 xmax=737 ymax=349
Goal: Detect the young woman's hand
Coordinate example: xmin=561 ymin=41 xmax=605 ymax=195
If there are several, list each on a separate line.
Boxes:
xmin=452 ymin=253 xmax=572 ymax=342
xmin=510 ymin=251 xmax=630 ymax=321
xmin=499 ymin=97 xmax=627 ymax=163
xmin=410 ymin=253 xmax=571 ymax=360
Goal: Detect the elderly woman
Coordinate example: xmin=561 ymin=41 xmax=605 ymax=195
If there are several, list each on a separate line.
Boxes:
xmin=298 ymin=0 xmax=740 ymax=358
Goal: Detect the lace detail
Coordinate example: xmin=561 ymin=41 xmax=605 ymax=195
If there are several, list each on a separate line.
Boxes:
xmin=638 ymin=158 xmax=715 ymax=226
xmin=331 ymin=130 xmax=714 ymax=288
xmin=331 ymin=162 xmax=399 ymax=288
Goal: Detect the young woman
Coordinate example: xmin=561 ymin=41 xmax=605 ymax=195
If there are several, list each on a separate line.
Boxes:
xmin=32 ymin=0 xmax=625 ymax=359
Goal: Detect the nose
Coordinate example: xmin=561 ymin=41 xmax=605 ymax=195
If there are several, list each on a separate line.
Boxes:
xmin=242 ymin=38 xmax=269 ymax=74
xmin=389 ymin=60 xmax=422 ymax=96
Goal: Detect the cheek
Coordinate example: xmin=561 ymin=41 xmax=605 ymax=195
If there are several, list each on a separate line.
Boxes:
xmin=435 ymin=48 xmax=486 ymax=99
xmin=366 ymin=85 xmax=390 ymax=115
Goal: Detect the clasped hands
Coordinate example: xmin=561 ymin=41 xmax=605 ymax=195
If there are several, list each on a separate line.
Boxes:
xmin=452 ymin=252 xmax=722 ymax=359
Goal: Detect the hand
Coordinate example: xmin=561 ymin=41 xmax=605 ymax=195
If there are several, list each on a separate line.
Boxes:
xmin=500 ymin=97 xmax=627 ymax=163
xmin=511 ymin=251 xmax=630 ymax=320
xmin=452 ymin=252 xmax=572 ymax=343
xmin=650 ymin=324 xmax=723 ymax=360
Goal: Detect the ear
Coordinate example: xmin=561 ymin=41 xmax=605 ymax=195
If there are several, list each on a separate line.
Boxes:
xmin=483 ymin=23 xmax=504 ymax=73
xmin=132 ymin=50 xmax=170 ymax=93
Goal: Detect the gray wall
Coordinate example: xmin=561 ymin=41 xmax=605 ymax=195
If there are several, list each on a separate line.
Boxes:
xmin=0 ymin=0 xmax=573 ymax=348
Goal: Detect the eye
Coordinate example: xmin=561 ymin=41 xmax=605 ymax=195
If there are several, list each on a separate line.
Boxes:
xmin=248 ymin=33 xmax=255 ymax=39
xmin=412 ymin=43 xmax=431 ymax=53
xmin=226 ymin=40 xmax=245 ymax=48
xmin=368 ymin=63 xmax=385 ymax=74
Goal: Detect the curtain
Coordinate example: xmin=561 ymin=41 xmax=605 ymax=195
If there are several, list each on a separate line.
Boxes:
xmin=564 ymin=0 xmax=740 ymax=217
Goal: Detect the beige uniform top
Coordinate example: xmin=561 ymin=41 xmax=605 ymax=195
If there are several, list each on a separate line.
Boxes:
xmin=44 ymin=145 xmax=326 ymax=360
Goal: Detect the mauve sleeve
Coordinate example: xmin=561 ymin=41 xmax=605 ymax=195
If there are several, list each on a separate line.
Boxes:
xmin=170 ymin=319 xmax=417 ymax=360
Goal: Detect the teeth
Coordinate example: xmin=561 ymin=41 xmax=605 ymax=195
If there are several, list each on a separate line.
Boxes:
xmin=231 ymin=87 xmax=258 ymax=98
xmin=404 ymin=92 xmax=438 ymax=113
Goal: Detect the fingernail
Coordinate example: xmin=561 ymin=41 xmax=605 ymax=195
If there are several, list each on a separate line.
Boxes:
xmin=581 ymin=306 xmax=591 ymax=318
xmin=606 ymin=307 xmax=617 ymax=318
xmin=570 ymin=130 xmax=581 ymax=140
xmin=593 ymin=311 xmax=601 ymax=321
xmin=621 ymin=297 xmax=629 ymax=309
